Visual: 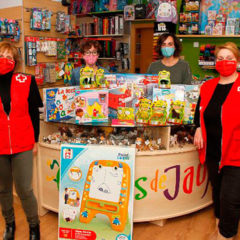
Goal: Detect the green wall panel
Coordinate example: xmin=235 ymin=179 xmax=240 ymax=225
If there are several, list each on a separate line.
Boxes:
xmin=181 ymin=37 xmax=240 ymax=79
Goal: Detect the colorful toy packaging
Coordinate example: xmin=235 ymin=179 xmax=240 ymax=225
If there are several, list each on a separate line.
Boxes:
xmin=183 ymin=85 xmax=199 ymax=124
xmin=44 ymin=87 xmax=78 ymax=122
xmin=153 ymin=85 xmax=185 ymax=124
xmin=167 ymin=100 xmax=185 ymax=124
xmin=179 ymin=0 xmax=200 ymax=34
xmin=75 ymin=89 xmax=109 ymax=124
xmin=0 ymin=18 xmax=20 ymax=42
xmin=149 ymin=100 xmax=168 ymax=125
xmin=112 ymin=107 xmax=135 ymax=126
xmin=30 ymin=8 xmax=51 ymax=31
xmin=124 ymin=5 xmax=135 ymax=21
xmin=58 ymin=144 xmax=135 ymax=240
xmin=200 ymin=0 xmax=240 ymax=35
xmin=136 ymin=98 xmax=152 ymax=124
xmin=80 ymin=67 xmax=109 ymax=89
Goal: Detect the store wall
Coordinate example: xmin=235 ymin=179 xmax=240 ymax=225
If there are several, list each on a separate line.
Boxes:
xmin=181 ymin=38 xmax=239 ymax=79
xmin=0 ymin=0 xmax=23 ymax=8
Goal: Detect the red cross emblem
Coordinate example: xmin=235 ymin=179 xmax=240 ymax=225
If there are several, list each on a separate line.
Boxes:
xmin=16 ymin=74 xmax=27 ymax=83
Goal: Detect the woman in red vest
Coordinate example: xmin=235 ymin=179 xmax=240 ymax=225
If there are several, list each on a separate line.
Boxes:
xmin=0 ymin=42 xmax=42 ymax=240
xmin=194 ymin=42 xmax=240 ymax=240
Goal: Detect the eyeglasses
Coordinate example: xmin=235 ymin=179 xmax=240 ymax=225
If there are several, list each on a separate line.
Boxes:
xmin=84 ymin=51 xmax=98 ymax=56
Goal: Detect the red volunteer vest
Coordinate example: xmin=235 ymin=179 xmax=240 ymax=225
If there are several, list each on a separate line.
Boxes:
xmin=199 ymin=73 xmax=240 ymax=169
xmin=0 ymin=73 xmax=35 ymax=155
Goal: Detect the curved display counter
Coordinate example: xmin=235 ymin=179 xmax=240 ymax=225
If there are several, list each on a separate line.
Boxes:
xmin=37 ymin=139 xmax=212 ymax=224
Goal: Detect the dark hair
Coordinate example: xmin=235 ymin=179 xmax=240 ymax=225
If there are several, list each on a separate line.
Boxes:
xmin=80 ymin=40 xmax=102 ymax=54
xmin=155 ymin=33 xmax=182 ymax=59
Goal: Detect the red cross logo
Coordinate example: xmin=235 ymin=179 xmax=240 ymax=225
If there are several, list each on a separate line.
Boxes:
xmin=16 ymin=74 xmax=27 ymax=83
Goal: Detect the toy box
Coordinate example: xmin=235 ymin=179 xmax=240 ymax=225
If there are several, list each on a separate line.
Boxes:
xmin=44 ymin=86 xmax=78 ymax=122
xmin=183 ymin=85 xmax=199 ymax=124
xmin=75 ymin=89 xmax=109 ymax=124
xmin=108 ymin=73 xmax=157 ymax=119
xmin=58 ymin=144 xmax=135 ymax=240
xmin=153 ymin=85 xmax=185 ymax=124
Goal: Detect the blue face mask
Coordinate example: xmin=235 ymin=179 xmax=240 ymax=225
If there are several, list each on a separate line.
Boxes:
xmin=161 ymin=47 xmax=175 ymax=58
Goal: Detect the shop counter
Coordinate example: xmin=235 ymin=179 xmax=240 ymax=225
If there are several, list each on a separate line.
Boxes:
xmin=37 ymin=141 xmax=212 ymax=224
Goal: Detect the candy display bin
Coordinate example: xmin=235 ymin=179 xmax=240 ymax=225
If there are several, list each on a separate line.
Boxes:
xmin=37 ymin=120 xmax=212 ymax=224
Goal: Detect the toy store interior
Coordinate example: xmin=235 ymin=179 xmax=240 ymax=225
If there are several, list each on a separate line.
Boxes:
xmin=0 ymin=0 xmax=240 ymax=240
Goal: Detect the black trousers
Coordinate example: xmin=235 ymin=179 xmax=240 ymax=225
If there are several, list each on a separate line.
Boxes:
xmin=207 ymin=160 xmax=240 ymax=238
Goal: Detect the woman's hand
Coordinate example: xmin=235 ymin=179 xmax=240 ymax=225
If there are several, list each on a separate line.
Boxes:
xmin=194 ymin=127 xmax=204 ymax=149
xmin=33 ymin=143 xmax=38 ymax=154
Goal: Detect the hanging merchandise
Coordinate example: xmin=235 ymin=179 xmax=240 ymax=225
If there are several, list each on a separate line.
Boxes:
xmin=44 ymin=63 xmax=57 ymax=83
xmin=25 ymin=37 xmax=37 ymax=66
xmin=57 ymin=39 xmax=66 ymax=59
xmin=0 ymin=18 xmax=20 ymax=42
xmin=45 ymin=38 xmax=57 ymax=56
xmin=30 ymin=8 xmax=42 ymax=30
xmin=56 ymin=12 xmax=66 ymax=32
xmin=42 ymin=9 xmax=52 ymax=31
xmin=56 ymin=62 xmax=65 ymax=80
xmin=155 ymin=0 xmax=178 ymax=24
xmin=63 ymin=62 xmax=75 ymax=84
xmin=30 ymin=8 xmax=52 ymax=31
xmin=35 ymin=63 xmax=46 ymax=85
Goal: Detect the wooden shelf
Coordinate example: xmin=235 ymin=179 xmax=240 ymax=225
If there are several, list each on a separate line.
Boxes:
xmin=88 ymin=10 xmax=123 ymax=15
xmin=84 ymin=34 xmax=124 ymax=38
xmin=132 ymin=19 xmax=155 ymax=22
xmin=75 ymin=10 xmax=123 ymax=17
xmin=177 ymin=34 xmax=240 ymax=38
xmin=99 ymin=57 xmax=119 ymax=60
xmin=200 ymin=65 xmax=215 ymax=70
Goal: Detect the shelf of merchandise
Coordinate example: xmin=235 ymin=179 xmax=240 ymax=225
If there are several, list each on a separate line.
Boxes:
xmin=177 ymin=34 xmax=240 ymax=38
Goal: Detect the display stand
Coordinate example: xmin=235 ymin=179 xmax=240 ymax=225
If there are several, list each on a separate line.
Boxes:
xmin=37 ymin=120 xmax=212 ymax=225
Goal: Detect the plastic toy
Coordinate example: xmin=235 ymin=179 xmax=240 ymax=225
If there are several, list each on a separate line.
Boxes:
xmin=158 ymin=70 xmax=171 ymax=89
xmin=80 ymin=160 xmax=131 ymax=232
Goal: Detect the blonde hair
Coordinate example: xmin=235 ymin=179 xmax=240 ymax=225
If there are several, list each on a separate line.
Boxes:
xmin=0 ymin=41 xmax=20 ymax=68
xmin=215 ymin=42 xmax=240 ymax=60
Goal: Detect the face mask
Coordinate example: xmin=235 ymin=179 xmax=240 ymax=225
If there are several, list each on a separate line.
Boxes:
xmin=0 ymin=58 xmax=15 ymax=75
xmin=83 ymin=55 xmax=98 ymax=66
xmin=215 ymin=60 xmax=237 ymax=77
xmin=161 ymin=47 xmax=175 ymax=58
